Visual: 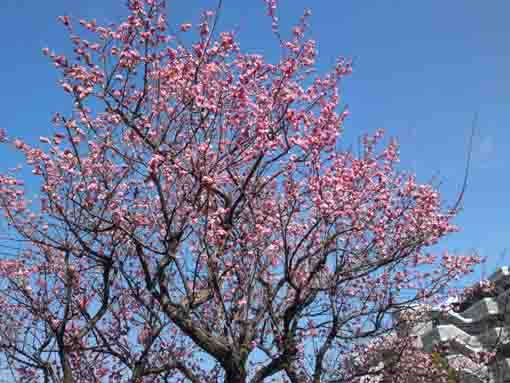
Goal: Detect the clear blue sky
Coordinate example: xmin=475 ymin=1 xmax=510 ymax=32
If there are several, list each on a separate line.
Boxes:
xmin=1 ymin=0 xmax=509 ymax=283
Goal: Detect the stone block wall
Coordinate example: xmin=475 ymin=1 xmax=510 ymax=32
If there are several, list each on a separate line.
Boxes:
xmin=410 ymin=267 xmax=510 ymax=383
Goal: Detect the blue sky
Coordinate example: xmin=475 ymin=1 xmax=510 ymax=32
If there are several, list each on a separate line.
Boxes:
xmin=1 ymin=0 xmax=509 ymax=284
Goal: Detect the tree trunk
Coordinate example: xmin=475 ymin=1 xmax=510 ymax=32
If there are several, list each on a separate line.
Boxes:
xmin=225 ymin=366 xmax=246 ymax=383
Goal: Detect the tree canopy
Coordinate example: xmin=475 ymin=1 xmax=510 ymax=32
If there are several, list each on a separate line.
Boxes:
xmin=0 ymin=1 xmax=480 ymax=382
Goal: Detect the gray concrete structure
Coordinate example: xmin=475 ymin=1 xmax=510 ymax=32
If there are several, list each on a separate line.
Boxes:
xmin=405 ymin=267 xmax=510 ymax=383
